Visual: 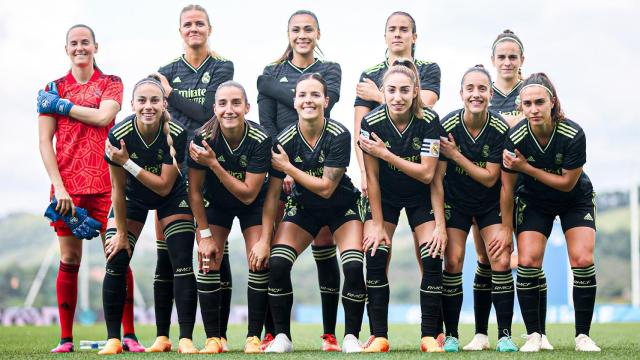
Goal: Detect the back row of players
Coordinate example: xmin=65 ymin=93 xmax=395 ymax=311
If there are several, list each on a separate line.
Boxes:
xmin=37 ymin=5 xmax=599 ymax=354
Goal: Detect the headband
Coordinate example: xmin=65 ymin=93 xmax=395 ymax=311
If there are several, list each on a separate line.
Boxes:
xmin=133 ymin=79 xmax=165 ymax=97
xmin=492 ymin=36 xmax=524 ymax=54
xmin=520 ymin=83 xmax=553 ymax=97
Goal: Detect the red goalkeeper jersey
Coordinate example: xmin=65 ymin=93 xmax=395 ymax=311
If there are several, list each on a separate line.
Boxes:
xmin=40 ymin=68 xmax=123 ymax=194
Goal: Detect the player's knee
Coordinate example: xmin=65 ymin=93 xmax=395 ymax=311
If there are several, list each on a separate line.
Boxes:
xmin=490 ymin=255 xmax=511 ymax=271
xmin=444 ymin=255 xmax=464 ymax=273
xmin=569 ymin=253 xmax=594 ymax=268
xmin=476 ymin=252 xmax=490 ymax=265
xmin=366 ymin=246 xmax=389 ymax=274
xmin=518 ymin=253 xmax=543 ymax=268
xmin=60 ymin=252 xmax=82 ymax=265
xmin=269 ymin=245 xmax=297 ymax=281
xmin=341 ymin=250 xmax=365 ymax=285
xmin=106 ymin=250 xmax=130 ymax=276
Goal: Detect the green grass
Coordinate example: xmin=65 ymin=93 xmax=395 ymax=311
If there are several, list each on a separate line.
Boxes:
xmin=1 ymin=323 xmax=638 ymax=359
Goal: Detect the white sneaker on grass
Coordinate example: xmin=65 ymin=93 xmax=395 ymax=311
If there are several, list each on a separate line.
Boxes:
xmin=462 ymin=333 xmax=489 ymax=351
xmin=520 ymin=332 xmax=542 ymax=352
xmin=264 ymin=333 xmax=293 ymax=353
xmin=342 ymin=334 xmax=362 ymax=353
xmin=575 ymin=334 xmax=601 ymax=352
xmin=540 ymin=334 xmax=554 ymax=350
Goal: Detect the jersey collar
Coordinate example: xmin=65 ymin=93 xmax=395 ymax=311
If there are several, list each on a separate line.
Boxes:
xmin=528 ymin=120 xmax=557 ymax=153
xmin=220 ymin=121 xmax=248 ymax=154
xmin=133 ymin=116 xmax=163 ymax=148
xmin=385 ymin=106 xmax=415 ymax=137
xmin=460 ymin=109 xmax=490 ymax=144
xmin=298 ymin=118 xmax=327 ymax=151
xmin=286 ymin=58 xmax=319 ymax=73
xmin=65 ymin=67 xmax=102 ymax=85
xmin=181 ymin=54 xmax=212 ymax=72
xmin=492 ymin=80 xmax=523 ymax=98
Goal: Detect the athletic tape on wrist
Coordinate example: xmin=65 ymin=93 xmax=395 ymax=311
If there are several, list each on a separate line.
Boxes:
xmin=122 ymin=159 xmax=142 ymax=177
xmin=199 ymin=228 xmax=212 ymax=238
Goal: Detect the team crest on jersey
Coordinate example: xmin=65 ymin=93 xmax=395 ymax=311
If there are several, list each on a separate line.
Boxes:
xmin=202 ymin=72 xmax=211 ymax=84
xmin=515 ymin=95 xmax=521 ymax=106
xmin=555 ymin=153 xmax=564 ymax=165
xmin=431 ymin=142 xmax=440 ymax=157
xmin=239 ymin=155 xmax=248 ymax=167
xmin=482 ymin=145 xmax=490 ymax=158
xmin=157 ymin=149 xmax=164 ymax=160
xmin=287 ymin=205 xmax=297 ymax=217
xmin=412 ymin=137 xmax=421 ymax=150
xmin=318 ymin=150 xmax=325 ymax=163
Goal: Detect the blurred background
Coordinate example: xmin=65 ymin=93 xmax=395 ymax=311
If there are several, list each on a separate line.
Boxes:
xmin=0 ymin=0 xmax=638 ymax=326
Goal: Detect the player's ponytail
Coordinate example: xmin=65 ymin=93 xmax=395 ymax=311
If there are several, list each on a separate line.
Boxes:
xmin=198 ymin=81 xmax=249 ymax=144
xmin=383 ymin=58 xmax=425 ymax=119
xmin=274 ymin=10 xmax=324 ymax=64
xmin=520 ymin=73 xmax=565 ymax=124
xmin=162 ymin=110 xmax=181 ymax=175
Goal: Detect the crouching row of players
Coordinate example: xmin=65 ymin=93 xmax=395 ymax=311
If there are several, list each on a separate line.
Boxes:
xmin=98 ymin=61 xmax=598 ymax=354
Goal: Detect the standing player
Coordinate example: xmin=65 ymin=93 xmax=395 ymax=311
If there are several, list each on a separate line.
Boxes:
xmin=464 ymin=30 xmax=554 ymax=352
xmin=262 ymin=74 xmax=366 ymax=353
xmin=495 ymin=73 xmax=600 ymax=352
xmin=148 ymin=4 xmax=234 ymax=353
xmin=257 ymin=10 xmax=344 ymax=351
xmin=37 ymin=24 xmax=143 ymax=353
xmin=438 ymin=65 xmax=517 ymax=352
xmin=354 ymin=11 xmax=440 ymax=197
xmin=358 ymin=59 xmax=445 ymax=353
xmin=100 ymin=76 xmax=198 ymax=354
xmin=187 ymin=81 xmax=272 ymax=354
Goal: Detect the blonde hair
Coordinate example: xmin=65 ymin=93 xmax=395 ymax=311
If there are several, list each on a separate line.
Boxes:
xmin=382 ymin=58 xmax=425 ymax=119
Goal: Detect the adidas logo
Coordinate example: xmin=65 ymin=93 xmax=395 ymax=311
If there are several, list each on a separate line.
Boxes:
xmin=345 ymin=209 xmax=356 ymax=216
xmin=294 ymin=156 xmax=303 ymax=163
xmin=584 ymin=213 xmax=594 ymax=221
xmin=130 ymin=152 xmax=138 ymax=159
xmin=172 ymin=76 xmax=181 ymax=83
xmin=217 ymin=155 xmax=225 ymax=162
xmin=384 ymin=141 xmax=391 ymax=148
xmin=527 ymin=156 xmax=535 ymax=162
xmin=279 ymin=76 xmax=288 ymax=82
xmin=179 ymin=200 xmax=189 ymax=208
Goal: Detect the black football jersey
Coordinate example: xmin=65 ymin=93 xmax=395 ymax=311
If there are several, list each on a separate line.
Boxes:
xmin=158 ymin=55 xmax=234 ymax=138
xmin=354 ymin=59 xmax=441 ymax=109
xmin=360 ymin=105 xmax=442 ymax=207
xmin=489 ymin=80 xmax=522 ymax=118
xmin=271 ymin=119 xmax=357 ymax=208
xmin=257 ymin=59 xmax=341 ymax=138
xmin=189 ymin=120 xmax=271 ymax=208
xmin=441 ymin=109 xmax=509 ymax=213
xmin=504 ymin=118 xmax=593 ymax=210
xmin=105 ymin=115 xmax=187 ymax=207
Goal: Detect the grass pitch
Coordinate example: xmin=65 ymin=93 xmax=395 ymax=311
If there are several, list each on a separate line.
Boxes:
xmin=0 ymin=323 xmax=638 ymax=359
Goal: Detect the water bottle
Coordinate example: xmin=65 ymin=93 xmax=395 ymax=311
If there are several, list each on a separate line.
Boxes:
xmin=79 ymin=340 xmax=107 ymax=350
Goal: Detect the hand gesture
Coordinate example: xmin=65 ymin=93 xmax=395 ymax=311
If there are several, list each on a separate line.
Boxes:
xmin=423 ymin=222 xmax=447 ymax=259
xmin=488 ymin=225 xmax=514 ymax=258
xmin=363 ymin=223 xmax=390 ymax=255
xmin=106 ymin=139 xmax=130 ymax=166
xmin=439 ymin=133 xmax=460 ymax=160
xmin=356 ymin=78 xmax=383 ymax=103
xmin=271 ymin=144 xmax=290 ymax=173
xmin=502 ymin=149 xmax=527 ymax=172
xmin=359 ymin=132 xmax=389 ymax=159
xmin=190 ymin=140 xmax=217 ymax=168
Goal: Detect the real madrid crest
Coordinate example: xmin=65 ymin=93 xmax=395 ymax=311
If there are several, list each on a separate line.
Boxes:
xmin=239 ymin=155 xmax=248 ymax=167
xmin=318 ymin=150 xmax=325 ymax=163
xmin=157 ymin=149 xmax=164 ymax=160
xmin=555 ymin=153 xmax=563 ymax=165
xmin=412 ymin=137 xmax=421 ymax=150
xmin=202 ymin=71 xmax=211 ymax=84
xmin=482 ymin=145 xmax=490 ymax=158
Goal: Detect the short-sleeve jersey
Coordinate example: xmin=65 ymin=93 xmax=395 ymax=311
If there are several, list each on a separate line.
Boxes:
xmin=189 ymin=120 xmax=271 ymax=208
xmin=158 ymin=55 xmax=234 ymax=136
xmin=504 ymin=118 xmax=593 ymax=210
xmin=489 ymin=80 xmax=523 ymax=117
xmin=105 ymin=115 xmax=188 ymax=207
xmin=360 ymin=105 xmax=442 ymax=207
xmin=40 ymin=68 xmax=123 ymax=195
xmin=258 ymin=59 xmax=341 ymax=137
xmin=271 ymin=119 xmax=357 ymax=208
xmin=354 ymin=59 xmax=441 ymax=109
xmin=440 ymin=109 xmax=509 ymax=213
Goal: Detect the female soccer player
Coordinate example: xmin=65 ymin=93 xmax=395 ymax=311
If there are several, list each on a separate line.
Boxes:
xmin=37 ymin=24 xmax=142 ymax=353
xmin=257 ymin=10 xmax=343 ymax=351
xmin=359 ymin=59 xmax=445 ymax=353
xmin=464 ymin=29 xmax=554 ymax=352
xmin=149 ymin=4 xmax=234 ymax=352
xmin=100 ymin=76 xmax=198 ymax=354
xmin=261 ymin=74 xmax=366 ymax=353
xmin=354 ymin=11 xmax=441 ymax=197
xmin=495 ymin=73 xmax=600 ymax=352
xmin=187 ymin=81 xmax=272 ymax=354
xmin=438 ymin=65 xmax=516 ymax=352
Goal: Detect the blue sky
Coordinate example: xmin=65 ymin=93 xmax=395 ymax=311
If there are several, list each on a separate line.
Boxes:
xmin=0 ymin=0 xmax=638 ymax=216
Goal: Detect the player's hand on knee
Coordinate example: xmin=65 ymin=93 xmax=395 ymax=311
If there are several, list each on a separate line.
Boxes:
xmin=249 ymin=240 xmax=270 ymax=271
xmin=105 ymin=231 xmax=131 ymax=261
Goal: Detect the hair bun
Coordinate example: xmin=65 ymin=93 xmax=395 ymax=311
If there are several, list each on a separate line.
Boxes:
xmin=503 ymin=29 xmax=514 ymax=34
xmin=147 ymin=74 xmax=161 ymax=82
xmin=474 ymin=64 xmax=485 ymax=69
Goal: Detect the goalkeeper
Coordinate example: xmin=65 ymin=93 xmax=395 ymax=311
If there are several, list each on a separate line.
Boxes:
xmin=37 ymin=24 xmax=144 ymax=353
